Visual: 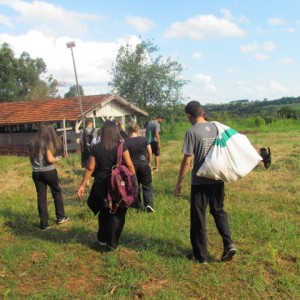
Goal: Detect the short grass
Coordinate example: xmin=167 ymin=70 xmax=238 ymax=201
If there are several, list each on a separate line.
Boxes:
xmin=0 ymin=121 xmax=299 ymax=299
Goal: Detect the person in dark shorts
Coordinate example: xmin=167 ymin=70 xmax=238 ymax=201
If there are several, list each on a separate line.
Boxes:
xmin=145 ymin=115 xmax=164 ymax=171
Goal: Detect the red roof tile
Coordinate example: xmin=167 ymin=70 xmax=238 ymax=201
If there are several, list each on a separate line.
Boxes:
xmin=0 ymin=94 xmax=148 ymax=125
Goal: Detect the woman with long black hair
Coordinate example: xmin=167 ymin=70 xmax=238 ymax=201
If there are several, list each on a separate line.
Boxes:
xmin=77 ymin=121 xmax=136 ymax=251
xmin=29 ymin=122 xmax=69 ymax=230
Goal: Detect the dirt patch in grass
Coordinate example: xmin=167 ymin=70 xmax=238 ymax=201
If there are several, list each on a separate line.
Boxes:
xmin=132 ymin=276 xmax=169 ymax=299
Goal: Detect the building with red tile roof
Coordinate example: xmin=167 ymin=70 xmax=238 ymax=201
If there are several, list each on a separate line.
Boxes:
xmin=0 ymin=94 xmax=148 ymax=155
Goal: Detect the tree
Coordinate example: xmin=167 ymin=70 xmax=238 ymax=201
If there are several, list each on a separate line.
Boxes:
xmin=64 ymin=85 xmax=84 ymax=98
xmin=277 ymin=106 xmax=298 ymax=119
xmin=109 ymin=40 xmax=188 ymax=118
xmin=0 ymin=42 xmax=59 ymax=102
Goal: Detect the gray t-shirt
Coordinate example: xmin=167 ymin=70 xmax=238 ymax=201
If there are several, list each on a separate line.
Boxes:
xmin=29 ymin=143 xmax=55 ymax=172
xmin=182 ymin=122 xmax=222 ymax=185
xmin=146 ymin=121 xmax=160 ymax=142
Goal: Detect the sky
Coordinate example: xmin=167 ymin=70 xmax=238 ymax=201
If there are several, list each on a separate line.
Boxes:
xmin=0 ymin=0 xmax=300 ymax=105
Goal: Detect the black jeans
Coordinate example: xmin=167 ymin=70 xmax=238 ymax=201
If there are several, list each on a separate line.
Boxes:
xmin=97 ymin=207 xmax=127 ymax=250
xmin=131 ymin=160 xmax=153 ymax=208
xmin=32 ymin=169 xmax=65 ymax=228
xmin=190 ymin=183 xmax=233 ymax=261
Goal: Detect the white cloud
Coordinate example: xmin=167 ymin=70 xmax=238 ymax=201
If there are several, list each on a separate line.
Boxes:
xmin=253 ymin=53 xmax=269 ymax=60
xmin=220 ymin=8 xmax=249 ymax=24
xmin=236 ymin=79 xmax=287 ymax=99
xmin=256 ymin=26 xmax=265 ymax=34
xmin=0 ymin=14 xmax=14 ymax=29
xmin=125 ymin=16 xmax=156 ymax=32
xmin=262 ymin=41 xmax=276 ymax=51
xmin=164 ymin=14 xmax=245 ymax=40
xmin=192 ymin=52 xmax=202 ymax=61
xmin=194 ymin=73 xmax=217 ymax=93
xmin=0 ymin=0 xmax=102 ymax=37
xmin=0 ymin=29 xmax=141 ymax=95
xmin=277 ymin=58 xmax=293 ymax=64
xmin=241 ymin=41 xmax=275 ymax=53
xmin=286 ymin=27 xmax=296 ymax=33
xmin=268 ymin=18 xmax=284 ymax=26
xmin=220 ymin=8 xmax=233 ymax=20
xmin=226 ymin=68 xmax=235 ymax=74
xmin=269 ymin=80 xmax=287 ymax=93
xmin=241 ymin=42 xmax=260 ymax=53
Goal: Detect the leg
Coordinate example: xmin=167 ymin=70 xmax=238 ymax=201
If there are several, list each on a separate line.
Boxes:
xmin=32 ymin=172 xmax=49 ymax=228
xmin=150 ymin=141 xmax=159 ymax=170
xmin=155 ymin=155 xmax=159 ymax=170
xmin=208 ymin=183 xmax=233 ymax=248
xmin=138 ymin=163 xmax=154 ymax=208
xmin=106 ymin=207 xmax=127 ymax=250
xmin=46 ymin=170 xmax=65 ymax=220
xmin=190 ymin=185 xmax=209 ymax=262
xmin=97 ymin=210 xmax=109 ymax=244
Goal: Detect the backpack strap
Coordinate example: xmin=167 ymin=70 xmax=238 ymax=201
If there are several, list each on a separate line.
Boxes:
xmin=117 ymin=140 xmax=124 ymax=165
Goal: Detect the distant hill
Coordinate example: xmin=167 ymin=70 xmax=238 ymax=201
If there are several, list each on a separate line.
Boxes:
xmin=203 ymin=96 xmax=300 ymax=119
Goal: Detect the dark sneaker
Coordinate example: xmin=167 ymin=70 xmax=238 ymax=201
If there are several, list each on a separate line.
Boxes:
xmin=98 ymin=240 xmax=106 ymax=247
xmin=40 ymin=226 xmax=51 ymax=231
xmin=56 ymin=216 xmax=69 ymax=225
xmin=221 ymin=245 xmax=237 ymax=262
xmin=146 ymin=205 xmax=155 ymax=213
xmin=187 ymin=253 xmax=208 ymax=264
xmin=106 ymin=245 xmax=119 ymax=252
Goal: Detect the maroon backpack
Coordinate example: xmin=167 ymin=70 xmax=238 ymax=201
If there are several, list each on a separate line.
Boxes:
xmin=107 ymin=140 xmax=138 ymax=213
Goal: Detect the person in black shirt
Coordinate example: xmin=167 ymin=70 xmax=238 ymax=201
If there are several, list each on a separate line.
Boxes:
xmin=77 ymin=121 xmax=136 ymax=251
xmin=126 ymin=121 xmax=154 ymax=212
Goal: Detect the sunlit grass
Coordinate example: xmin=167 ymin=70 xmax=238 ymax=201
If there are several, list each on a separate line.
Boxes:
xmin=0 ymin=122 xmax=299 ymax=299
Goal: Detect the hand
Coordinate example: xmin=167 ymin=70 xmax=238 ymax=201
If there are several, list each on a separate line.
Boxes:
xmin=77 ymin=186 xmax=85 ymax=199
xmin=174 ymin=186 xmax=181 ymax=196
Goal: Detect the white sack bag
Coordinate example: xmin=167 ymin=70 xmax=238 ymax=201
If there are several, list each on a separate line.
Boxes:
xmin=196 ymin=121 xmax=262 ymax=182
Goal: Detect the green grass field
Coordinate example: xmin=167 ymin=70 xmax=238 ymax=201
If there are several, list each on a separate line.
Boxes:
xmin=0 ymin=120 xmax=299 ymax=299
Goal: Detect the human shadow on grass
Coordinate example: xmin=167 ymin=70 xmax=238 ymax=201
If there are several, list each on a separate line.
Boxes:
xmin=1 ymin=208 xmax=217 ymax=262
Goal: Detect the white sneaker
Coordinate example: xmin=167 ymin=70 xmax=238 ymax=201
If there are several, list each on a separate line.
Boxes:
xmin=56 ymin=216 xmax=69 ymax=225
xmin=98 ymin=240 xmax=106 ymax=246
xmin=146 ymin=205 xmax=155 ymax=213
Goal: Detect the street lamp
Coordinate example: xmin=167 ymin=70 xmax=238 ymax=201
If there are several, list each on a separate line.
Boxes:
xmin=66 ymin=41 xmax=85 ymax=127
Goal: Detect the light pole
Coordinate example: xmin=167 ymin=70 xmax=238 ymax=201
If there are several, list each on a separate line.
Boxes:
xmin=66 ymin=41 xmax=85 ymax=128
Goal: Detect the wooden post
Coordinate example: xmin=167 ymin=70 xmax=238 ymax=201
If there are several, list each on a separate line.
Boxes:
xmin=56 ymin=119 xmax=73 ymax=158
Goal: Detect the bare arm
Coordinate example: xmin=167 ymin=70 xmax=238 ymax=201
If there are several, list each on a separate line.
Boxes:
xmin=46 ymin=149 xmax=61 ymax=163
xmin=146 ymin=144 xmax=152 ymax=164
xmin=122 ymin=150 xmax=136 ymax=175
xmin=174 ymin=154 xmax=193 ymax=196
xmin=155 ymin=131 xmax=161 ymax=148
xmin=77 ymin=156 xmax=95 ymax=199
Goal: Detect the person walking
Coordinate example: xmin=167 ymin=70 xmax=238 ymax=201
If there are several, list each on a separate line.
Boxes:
xmin=77 ymin=121 xmax=136 ymax=251
xmin=145 ymin=115 xmax=164 ymax=171
xmin=174 ymin=101 xmax=236 ymax=264
xmin=80 ymin=120 xmax=95 ymax=187
xmin=28 ymin=122 xmax=69 ymax=230
xmin=126 ymin=121 xmax=154 ymax=212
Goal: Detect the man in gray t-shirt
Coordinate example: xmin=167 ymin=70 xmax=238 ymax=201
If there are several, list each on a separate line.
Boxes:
xmin=146 ymin=115 xmax=164 ymax=171
xmin=174 ymin=101 xmax=236 ymax=264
